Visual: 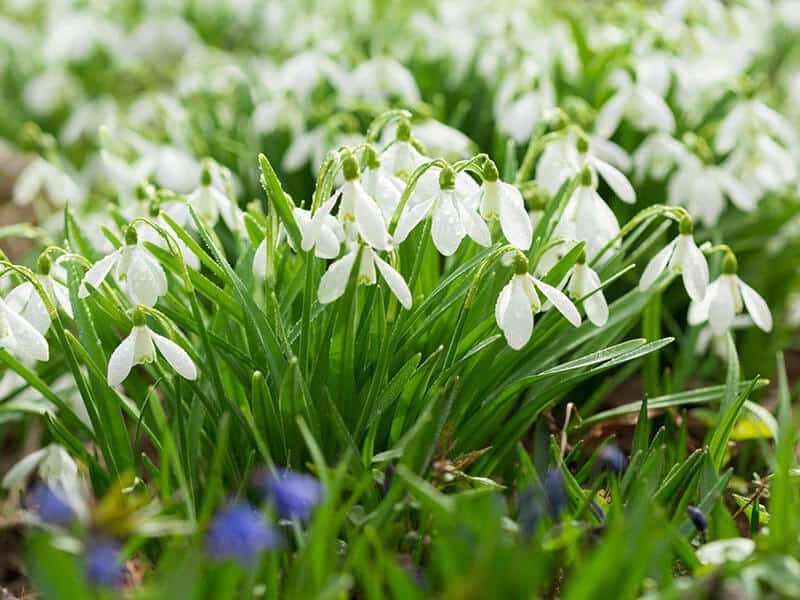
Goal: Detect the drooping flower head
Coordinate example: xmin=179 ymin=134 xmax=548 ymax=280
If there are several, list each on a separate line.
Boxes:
xmin=688 ymin=253 xmax=772 ymax=336
xmin=79 ymin=225 xmax=167 ymax=307
xmin=639 ymin=215 xmax=709 ymax=301
xmin=477 ymin=160 xmax=532 ymax=250
xmin=107 ymin=306 xmax=197 ymax=386
xmin=206 ymin=501 xmax=282 ymax=565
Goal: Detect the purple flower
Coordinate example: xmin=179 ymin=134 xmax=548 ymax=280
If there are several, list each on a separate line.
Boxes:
xmin=598 ymin=445 xmax=627 ymax=474
xmin=687 ymin=505 xmax=708 ymax=532
xmin=518 ymin=468 xmax=568 ymax=537
xmin=85 ymin=537 xmax=125 ymax=587
xmin=206 ymin=501 xmax=281 ymax=565
xmin=258 ymin=469 xmax=323 ymax=521
xmin=27 ymin=484 xmax=74 ymax=526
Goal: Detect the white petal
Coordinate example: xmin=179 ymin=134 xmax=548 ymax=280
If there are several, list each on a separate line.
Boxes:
xmin=715 ymin=105 xmax=745 ymax=154
xmin=294 ymin=208 xmax=317 ymax=252
xmin=353 ymin=183 xmax=391 ymax=250
xmin=394 ymin=197 xmax=434 ymax=244
xmin=579 ymin=266 xmax=608 ymax=326
xmin=495 ymin=282 xmax=512 ymax=328
xmin=595 ymin=91 xmax=628 ymax=138
xmin=688 ymin=280 xmax=716 ymax=326
xmin=708 ymin=279 xmax=736 ymax=336
xmin=1 ymin=447 xmax=47 ymax=488
xmin=533 ymin=279 xmax=581 ymax=327
xmin=79 ymin=252 xmax=118 ymax=298
xmin=318 ymin=252 xmax=357 ymax=304
xmin=6 ymin=282 xmax=50 ymax=334
xmin=637 ymin=87 xmax=676 ymax=133
xmin=314 ymin=225 xmax=342 ymax=259
xmin=2 ymin=300 xmax=49 ymax=361
xmin=252 ymin=238 xmax=267 ymax=279
xmin=639 ymin=241 xmax=675 ymax=291
xmin=499 ymin=278 xmax=533 ymax=350
xmin=152 ymin=332 xmax=198 ymax=380
xmin=125 ymin=250 xmax=164 ymax=307
xmin=716 ymin=171 xmax=757 ymax=212
xmin=738 ymin=278 xmax=772 ymax=333
xmin=431 ymin=194 xmax=465 ymax=256
xmin=373 ymin=253 xmax=412 ymax=309
xmin=498 ymin=183 xmax=533 ymax=250
xmin=107 ymin=330 xmax=136 ymax=386
xmin=593 ymin=158 xmax=636 ymax=204
xmin=51 ymin=280 xmax=74 ymax=319
xmin=678 ymin=236 xmax=709 ymax=302
xmin=457 ymin=202 xmax=492 ymax=248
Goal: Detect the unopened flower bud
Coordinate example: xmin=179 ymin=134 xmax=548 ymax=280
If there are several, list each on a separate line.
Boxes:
xmin=598 ymin=444 xmax=626 ymax=474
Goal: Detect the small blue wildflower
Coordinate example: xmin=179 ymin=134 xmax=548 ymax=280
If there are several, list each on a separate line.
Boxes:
xmin=258 ymin=469 xmax=324 ymax=521
xmin=543 ymin=469 xmax=567 ymax=521
xmin=518 ymin=468 xmax=568 ymax=538
xmin=27 ymin=484 xmax=74 ymax=526
xmin=206 ymin=501 xmax=282 ymax=565
xmin=85 ymin=537 xmax=125 ymax=587
xmin=598 ymin=445 xmax=627 ymax=475
xmin=687 ymin=505 xmax=708 ymax=532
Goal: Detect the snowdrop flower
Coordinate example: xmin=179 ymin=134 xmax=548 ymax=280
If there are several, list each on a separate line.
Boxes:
xmin=495 ymin=253 xmax=581 ymax=350
xmin=695 ymin=315 xmax=753 ymax=358
xmin=668 ymin=144 xmax=755 ymax=226
xmin=554 ymin=168 xmax=621 ymax=262
xmin=595 ymin=68 xmax=676 ymax=138
xmin=406 ymin=119 xmax=474 ymax=162
xmin=13 ymin=157 xmax=82 ymax=208
xmin=395 ymin=165 xmax=490 ymax=256
xmin=688 ymin=254 xmax=772 ymax=336
xmin=536 ymin=134 xmax=636 ymax=204
xmin=2 ymin=444 xmax=88 ymax=522
xmin=288 ymin=192 xmax=345 ymax=259
xmin=0 ymin=294 xmax=49 ymax=363
xmin=186 ymin=163 xmax=238 ymax=230
xmin=129 ymin=197 xmax=201 ymax=272
xmin=639 ymin=216 xmax=709 ymax=301
xmin=379 ymin=120 xmax=427 ymax=179
xmin=341 ymin=57 xmax=421 ymax=106
xmin=5 ymin=254 xmax=72 ymax=335
xmin=715 ymin=98 xmax=796 ymax=155
xmin=722 ymin=135 xmax=796 ymax=198
xmin=317 ymin=244 xmax=412 ymax=310
xmin=476 ymin=160 xmax=532 ymax=250
xmin=361 ymin=148 xmax=404 ymax=222
xmin=107 ymin=306 xmax=197 ymax=386
xmin=566 ymin=252 xmax=608 ymax=327
xmin=633 ymin=132 xmax=688 ymax=181
xmin=338 ymin=153 xmax=392 ymax=251
xmin=79 ymin=227 xmax=167 ymax=307
xmin=495 ymin=59 xmax=557 ymax=144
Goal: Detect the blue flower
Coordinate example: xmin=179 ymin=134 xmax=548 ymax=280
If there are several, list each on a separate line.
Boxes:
xmin=598 ymin=445 xmax=627 ymax=474
xmin=687 ymin=505 xmax=708 ymax=532
xmin=518 ymin=468 xmax=568 ymax=537
xmin=27 ymin=484 xmax=74 ymax=526
xmin=206 ymin=501 xmax=282 ymax=565
xmin=258 ymin=469 xmax=323 ymax=521
xmin=85 ymin=537 xmax=125 ymax=587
